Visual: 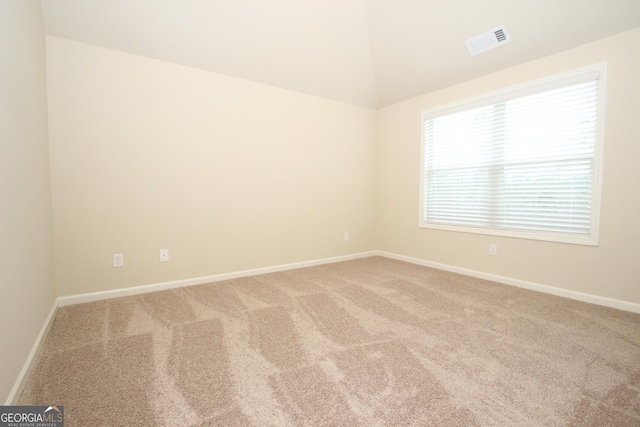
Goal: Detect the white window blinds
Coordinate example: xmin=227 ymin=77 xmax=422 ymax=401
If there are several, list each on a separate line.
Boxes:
xmin=420 ymin=65 xmax=605 ymax=245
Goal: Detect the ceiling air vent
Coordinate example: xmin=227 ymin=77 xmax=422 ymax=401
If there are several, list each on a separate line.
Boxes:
xmin=465 ymin=25 xmax=511 ymax=56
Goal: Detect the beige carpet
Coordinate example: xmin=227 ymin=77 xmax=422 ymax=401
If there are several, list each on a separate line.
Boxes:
xmin=19 ymin=256 xmax=640 ymax=426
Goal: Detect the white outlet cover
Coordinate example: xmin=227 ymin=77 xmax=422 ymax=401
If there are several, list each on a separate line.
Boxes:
xmin=160 ymin=249 xmax=169 ymax=262
xmin=113 ymin=253 xmax=124 ymax=268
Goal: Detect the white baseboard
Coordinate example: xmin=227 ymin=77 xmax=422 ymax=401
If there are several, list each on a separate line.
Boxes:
xmin=376 ymin=251 xmax=640 ymax=314
xmin=5 ymin=299 xmax=59 ymax=405
xmin=56 ymin=249 xmax=640 ymax=313
xmin=58 ymin=251 xmax=377 ymax=307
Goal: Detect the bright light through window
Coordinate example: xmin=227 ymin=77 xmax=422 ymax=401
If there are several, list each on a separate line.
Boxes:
xmin=420 ymin=64 xmax=605 ymax=245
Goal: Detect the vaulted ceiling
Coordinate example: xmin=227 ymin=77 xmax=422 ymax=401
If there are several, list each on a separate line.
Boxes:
xmin=41 ymin=0 xmax=640 ymax=108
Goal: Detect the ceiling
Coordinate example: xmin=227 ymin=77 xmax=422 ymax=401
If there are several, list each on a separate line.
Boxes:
xmin=40 ymin=0 xmax=640 ymax=108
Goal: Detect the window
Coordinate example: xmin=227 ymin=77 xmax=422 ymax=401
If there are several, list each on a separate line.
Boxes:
xmin=420 ymin=64 xmax=606 ymax=245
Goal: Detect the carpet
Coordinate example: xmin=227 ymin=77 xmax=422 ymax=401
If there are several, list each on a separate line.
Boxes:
xmin=18 ymin=256 xmax=640 ymax=426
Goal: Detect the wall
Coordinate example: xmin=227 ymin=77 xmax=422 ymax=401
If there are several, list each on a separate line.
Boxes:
xmin=377 ymin=28 xmax=640 ymax=305
xmin=46 ymin=36 xmax=377 ymax=297
xmin=0 ymin=1 xmax=56 ymax=403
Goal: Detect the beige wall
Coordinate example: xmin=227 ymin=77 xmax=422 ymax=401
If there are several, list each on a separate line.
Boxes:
xmin=0 ymin=2 xmax=55 ymax=403
xmin=45 ymin=29 xmax=640 ymax=304
xmin=377 ymin=28 xmax=640 ymax=305
xmin=46 ymin=36 xmax=377 ymax=297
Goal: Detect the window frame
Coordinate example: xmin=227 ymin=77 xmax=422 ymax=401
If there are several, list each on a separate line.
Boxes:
xmin=419 ymin=63 xmax=607 ymax=246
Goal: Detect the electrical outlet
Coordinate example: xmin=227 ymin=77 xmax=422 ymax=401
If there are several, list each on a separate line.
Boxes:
xmin=489 ymin=244 xmax=498 ymax=256
xmin=160 ymin=249 xmax=169 ymax=262
xmin=344 ymin=232 xmax=350 ymax=242
xmin=113 ymin=253 xmax=124 ymax=268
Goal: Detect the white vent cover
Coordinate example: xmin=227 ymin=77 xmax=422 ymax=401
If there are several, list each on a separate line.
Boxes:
xmin=465 ymin=25 xmax=511 ymax=55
